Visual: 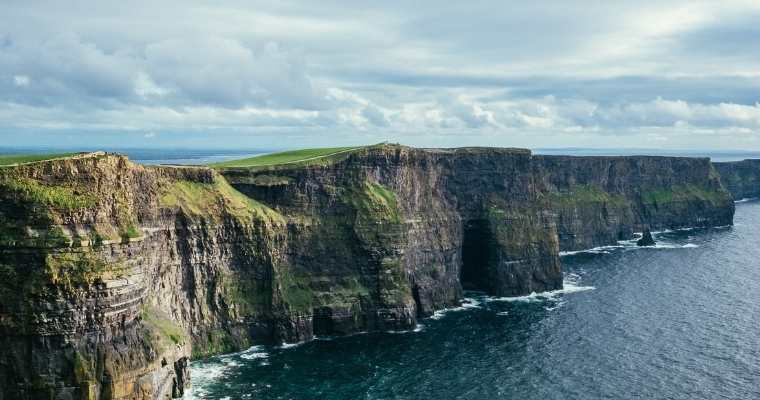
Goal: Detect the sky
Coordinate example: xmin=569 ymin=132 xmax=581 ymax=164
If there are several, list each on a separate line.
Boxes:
xmin=2 ymin=0 xmax=760 ymax=150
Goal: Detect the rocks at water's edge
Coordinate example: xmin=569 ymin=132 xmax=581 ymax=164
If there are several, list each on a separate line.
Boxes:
xmin=0 ymin=145 xmax=735 ymax=399
xmin=637 ymin=228 xmax=656 ymax=246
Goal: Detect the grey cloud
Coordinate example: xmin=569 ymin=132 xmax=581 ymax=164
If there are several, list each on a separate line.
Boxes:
xmin=1 ymin=0 xmax=760 ymax=149
xmin=361 ymin=105 xmax=389 ymax=127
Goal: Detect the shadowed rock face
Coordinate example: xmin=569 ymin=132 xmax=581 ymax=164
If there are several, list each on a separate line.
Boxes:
xmin=0 ymin=145 xmax=734 ymax=399
xmin=714 ymin=159 xmax=760 ymax=200
xmin=637 ymin=229 xmax=656 ymax=247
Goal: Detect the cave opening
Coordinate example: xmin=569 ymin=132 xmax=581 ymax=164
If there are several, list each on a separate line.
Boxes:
xmin=460 ymin=219 xmax=494 ymax=293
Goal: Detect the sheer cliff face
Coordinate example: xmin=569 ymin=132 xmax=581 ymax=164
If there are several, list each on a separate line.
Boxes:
xmin=0 ymin=147 xmax=735 ymax=400
xmin=534 ymin=156 xmax=734 ymax=251
xmin=0 ymin=154 xmax=287 ymax=400
xmin=714 ymin=159 xmax=760 ymax=200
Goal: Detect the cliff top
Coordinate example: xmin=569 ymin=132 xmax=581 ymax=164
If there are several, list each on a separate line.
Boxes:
xmin=211 ymin=143 xmax=535 ymax=171
xmin=210 ymin=145 xmax=366 ymax=168
xmin=0 ymin=151 xmax=100 ymax=167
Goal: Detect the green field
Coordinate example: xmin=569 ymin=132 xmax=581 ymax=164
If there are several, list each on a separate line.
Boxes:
xmin=211 ymin=146 xmax=363 ymax=168
xmin=0 ymin=153 xmax=77 ymax=166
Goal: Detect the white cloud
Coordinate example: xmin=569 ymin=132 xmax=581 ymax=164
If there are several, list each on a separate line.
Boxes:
xmin=13 ymin=75 xmax=29 ymax=87
xmin=1 ymin=1 xmax=760 ymax=149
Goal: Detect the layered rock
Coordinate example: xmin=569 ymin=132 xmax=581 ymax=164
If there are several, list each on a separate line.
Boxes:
xmin=534 ymin=155 xmax=734 ymax=251
xmin=713 ymin=159 xmax=760 ymax=200
xmin=0 ymin=146 xmax=735 ymax=399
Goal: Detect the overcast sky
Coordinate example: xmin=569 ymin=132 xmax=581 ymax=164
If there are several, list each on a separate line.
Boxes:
xmin=2 ymin=0 xmax=760 ymax=150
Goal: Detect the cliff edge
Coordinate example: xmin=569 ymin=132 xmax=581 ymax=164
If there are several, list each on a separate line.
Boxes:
xmin=0 ymin=146 xmax=734 ymax=399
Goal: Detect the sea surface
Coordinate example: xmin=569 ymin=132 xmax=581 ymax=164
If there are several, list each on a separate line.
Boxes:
xmin=185 ymin=200 xmax=760 ymax=400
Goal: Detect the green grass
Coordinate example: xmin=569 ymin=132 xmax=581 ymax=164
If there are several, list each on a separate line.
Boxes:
xmin=343 ymin=180 xmax=402 ymax=224
xmin=211 ymin=146 xmax=363 ymax=168
xmin=141 ymin=305 xmax=186 ymax=348
xmin=547 ymin=184 xmax=629 ymax=208
xmin=159 ymin=176 xmax=284 ymax=223
xmin=0 ymin=153 xmax=77 ymax=166
xmin=0 ymin=177 xmax=98 ymax=210
xmin=642 ymin=184 xmax=731 ymax=206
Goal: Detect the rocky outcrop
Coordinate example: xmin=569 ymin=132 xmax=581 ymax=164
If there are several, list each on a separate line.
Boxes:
xmin=637 ymin=228 xmax=656 ymax=247
xmin=0 ymin=146 xmax=735 ymax=399
xmin=713 ymin=159 xmax=760 ymax=200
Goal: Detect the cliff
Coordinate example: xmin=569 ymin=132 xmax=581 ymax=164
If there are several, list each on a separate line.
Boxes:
xmin=713 ymin=159 xmax=760 ymax=200
xmin=0 ymin=146 xmax=734 ymax=399
xmin=534 ymin=155 xmax=734 ymax=251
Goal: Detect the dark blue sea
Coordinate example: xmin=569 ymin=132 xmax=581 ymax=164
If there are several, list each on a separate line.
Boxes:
xmin=185 ymin=200 xmax=760 ymax=400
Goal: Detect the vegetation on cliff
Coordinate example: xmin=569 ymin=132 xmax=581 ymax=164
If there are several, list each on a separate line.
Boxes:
xmin=641 ymin=184 xmax=731 ymax=207
xmin=211 ymin=146 xmax=363 ymax=168
xmin=546 ymin=184 xmax=629 ymax=208
xmin=159 ymin=174 xmax=284 ymax=224
xmin=0 ymin=153 xmax=77 ymax=166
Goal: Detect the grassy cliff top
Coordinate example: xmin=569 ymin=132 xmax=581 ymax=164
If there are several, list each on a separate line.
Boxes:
xmin=210 ymin=146 xmax=367 ymax=168
xmin=0 ymin=153 xmax=80 ymax=166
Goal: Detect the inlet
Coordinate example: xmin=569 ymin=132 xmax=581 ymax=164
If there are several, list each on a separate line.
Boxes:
xmin=460 ymin=219 xmax=494 ymax=292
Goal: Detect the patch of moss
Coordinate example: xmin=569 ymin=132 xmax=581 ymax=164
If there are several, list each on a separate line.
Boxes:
xmin=547 ymin=184 xmax=629 ymax=208
xmin=72 ymin=351 xmax=94 ymax=384
xmin=191 ymin=329 xmax=237 ymax=359
xmin=44 ymin=250 xmax=126 ymax=288
xmin=159 ymin=175 xmax=284 ymax=224
xmin=0 ymin=177 xmax=97 ymax=211
xmin=343 ymin=180 xmax=402 ymax=224
xmin=278 ymin=268 xmax=314 ymax=313
xmin=378 ymin=257 xmax=412 ymax=305
xmin=119 ymin=225 xmax=141 ymax=242
xmin=642 ymin=184 xmax=731 ymax=206
xmin=220 ymin=274 xmax=271 ymax=316
xmin=141 ymin=305 xmax=186 ymax=349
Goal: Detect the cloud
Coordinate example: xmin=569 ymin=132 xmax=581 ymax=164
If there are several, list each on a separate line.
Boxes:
xmin=361 ymin=104 xmax=389 ymax=127
xmin=13 ymin=75 xmax=29 ymax=87
xmin=1 ymin=0 xmax=760 ymax=149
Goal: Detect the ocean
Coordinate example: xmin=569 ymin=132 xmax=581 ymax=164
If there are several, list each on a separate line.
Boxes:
xmin=184 ymin=200 xmax=760 ymax=400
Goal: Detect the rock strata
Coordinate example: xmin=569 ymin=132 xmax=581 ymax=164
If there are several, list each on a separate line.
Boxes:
xmin=0 ymin=145 xmax=735 ymax=399
xmin=713 ymin=159 xmax=760 ymax=200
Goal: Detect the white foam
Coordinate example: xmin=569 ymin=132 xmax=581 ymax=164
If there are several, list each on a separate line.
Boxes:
xmin=560 ymin=245 xmax=621 ymax=256
xmin=239 ymin=346 xmax=269 ymax=361
xmin=735 ymin=197 xmax=757 ymax=203
xmin=562 ymin=230 xmax=704 ymax=256
xmin=486 ymin=280 xmax=594 ymax=303
xmin=186 ymin=355 xmax=242 ymax=399
xmin=429 ymin=297 xmax=483 ymax=320
xmin=544 ymin=300 xmax=566 ymax=311
xmin=495 ymin=311 xmax=509 ymax=316
xmin=278 ymin=341 xmax=305 ymax=350
xmin=386 ymin=324 xmax=425 ymax=334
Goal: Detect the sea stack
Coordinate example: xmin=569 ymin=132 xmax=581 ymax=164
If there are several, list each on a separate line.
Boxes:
xmin=637 ymin=228 xmax=656 ymax=246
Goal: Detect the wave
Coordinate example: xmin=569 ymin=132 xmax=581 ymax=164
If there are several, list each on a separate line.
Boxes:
xmin=561 ymin=230 xmax=703 ymax=256
xmin=486 ymin=280 xmax=595 ymax=303
xmin=387 ymin=324 xmax=426 ymax=334
xmin=239 ymin=345 xmax=269 ymax=361
xmin=429 ymin=297 xmax=484 ymax=320
xmin=186 ymin=346 xmax=266 ymax=399
xmin=735 ymin=197 xmax=757 ymax=203
xmin=278 ymin=341 xmax=306 ymax=350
